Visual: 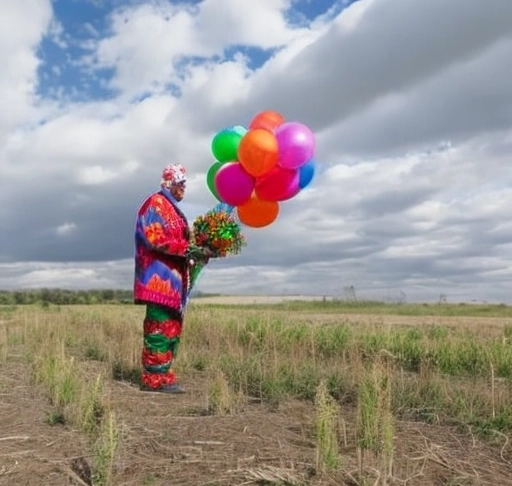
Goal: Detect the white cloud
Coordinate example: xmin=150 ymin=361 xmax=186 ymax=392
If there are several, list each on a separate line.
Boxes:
xmin=1 ymin=0 xmax=512 ymax=303
xmin=56 ymin=222 xmax=77 ymax=236
xmin=77 ymin=159 xmax=139 ymax=185
xmin=0 ymin=0 xmax=52 ymax=140
xmin=78 ymin=165 xmax=117 ymax=185
xmin=86 ymin=0 xmax=313 ymax=98
xmin=244 ymin=0 xmax=512 ymax=133
xmin=196 ymin=0 xmax=304 ymax=47
xmin=10 ymin=262 xmax=127 ymax=290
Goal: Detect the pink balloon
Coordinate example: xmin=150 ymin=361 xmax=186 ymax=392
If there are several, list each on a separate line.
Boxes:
xmin=214 ymin=162 xmax=254 ymax=206
xmin=276 ymin=122 xmax=315 ymax=169
xmin=255 ymin=166 xmax=300 ymax=202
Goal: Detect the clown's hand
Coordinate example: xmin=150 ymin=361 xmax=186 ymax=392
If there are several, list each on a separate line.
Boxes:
xmin=187 ymin=245 xmax=213 ymax=265
xmin=202 ymin=247 xmax=214 ymax=259
xmin=199 ymin=246 xmax=214 ymax=264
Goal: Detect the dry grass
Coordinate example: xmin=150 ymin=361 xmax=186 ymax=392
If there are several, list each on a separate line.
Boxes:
xmin=1 ymin=302 xmax=512 ymax=485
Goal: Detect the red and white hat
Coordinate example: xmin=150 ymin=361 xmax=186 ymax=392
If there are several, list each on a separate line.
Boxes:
xmin=161 ymin=163 xmax=187 ymax=187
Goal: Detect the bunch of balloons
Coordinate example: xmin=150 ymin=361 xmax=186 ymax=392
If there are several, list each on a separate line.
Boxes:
xmin=206 ymin=110 xmax=316 ymax=228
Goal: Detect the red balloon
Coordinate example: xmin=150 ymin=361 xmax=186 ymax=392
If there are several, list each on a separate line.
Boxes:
xmin=249 ymin=110 xmax=285 ymax=133
xmin=255 ymin=166 xmax=300 ymax=201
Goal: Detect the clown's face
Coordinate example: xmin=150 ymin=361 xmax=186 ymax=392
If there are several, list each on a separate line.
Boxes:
xmin=169 ymin=181 xmax=186 ymax=201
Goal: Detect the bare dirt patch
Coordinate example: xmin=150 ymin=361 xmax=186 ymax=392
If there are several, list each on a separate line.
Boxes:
xmin=4 ymin=370 xmax=512 ymax=485
xmin=0 ymin=362 xmax=89 ymax=486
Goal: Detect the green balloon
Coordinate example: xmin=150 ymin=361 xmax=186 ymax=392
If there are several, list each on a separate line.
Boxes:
xmin=206 ymin=161 xmax=223 ymax=201
xmin=211 ymin=129 xmax=242 ymax=162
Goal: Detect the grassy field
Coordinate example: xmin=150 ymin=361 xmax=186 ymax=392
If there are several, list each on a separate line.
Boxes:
xmin=1 ymin=300 xmax=512 ymax=485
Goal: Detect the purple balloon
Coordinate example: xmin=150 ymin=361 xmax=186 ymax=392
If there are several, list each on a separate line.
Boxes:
xmin=214 ymin=162 xmax=254 ymax=206
xmin=276 ymin=122 xmax=315 ymax=170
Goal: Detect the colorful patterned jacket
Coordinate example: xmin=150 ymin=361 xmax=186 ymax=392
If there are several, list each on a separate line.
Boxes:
xmin=134 ymin=189 xmax=191 ymax=312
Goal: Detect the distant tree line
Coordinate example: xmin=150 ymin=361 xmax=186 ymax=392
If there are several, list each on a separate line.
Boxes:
xmin=0 ymin=289 xmax=134 ymax=305
xmin=0 ymin=288 xmax=214 ymax=306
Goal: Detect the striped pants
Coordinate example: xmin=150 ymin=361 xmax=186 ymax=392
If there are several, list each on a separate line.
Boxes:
xmin=141 ymin=304 xmax=183 ymax=389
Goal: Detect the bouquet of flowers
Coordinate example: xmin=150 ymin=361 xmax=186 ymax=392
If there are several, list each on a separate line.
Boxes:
xmin=192 ymin=203 xmax=246 ymax=257
xmin=187 ymin=203 xmax=246 ymax=288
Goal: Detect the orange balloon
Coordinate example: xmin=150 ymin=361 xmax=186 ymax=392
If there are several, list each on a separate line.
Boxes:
xmin=237 ymin=129 xmax=278 ymax=177
xmin=237 ymin=194 xmax=279 ymax=228
xmin=249 ymin=110 xmax=285 ymax=132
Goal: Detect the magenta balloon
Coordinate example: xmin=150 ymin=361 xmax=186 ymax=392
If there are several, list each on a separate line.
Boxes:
xmin=214 ymin=162 xmax=254 ymax=206
xmin=255 ymin=166 xmax=300 ymax=202
xmin=276 ymin=122 xmax=316 ymax=170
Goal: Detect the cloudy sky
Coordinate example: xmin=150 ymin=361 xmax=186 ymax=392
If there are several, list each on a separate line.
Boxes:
xmin=1 ymin=0 xmax=512 ymax=303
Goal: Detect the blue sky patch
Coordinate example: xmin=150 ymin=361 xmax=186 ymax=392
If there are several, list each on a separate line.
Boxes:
xmin=287 ymin=0 xmax=360 ymax=26
xmin=37 ymin=0 xmax=116 ymax=101
xmin=36 ymin=0 xmax=358 ymax=102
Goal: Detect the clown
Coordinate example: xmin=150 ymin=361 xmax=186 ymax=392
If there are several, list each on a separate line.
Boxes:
xmin=134 ymin=163 xmax=211 ymax=393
